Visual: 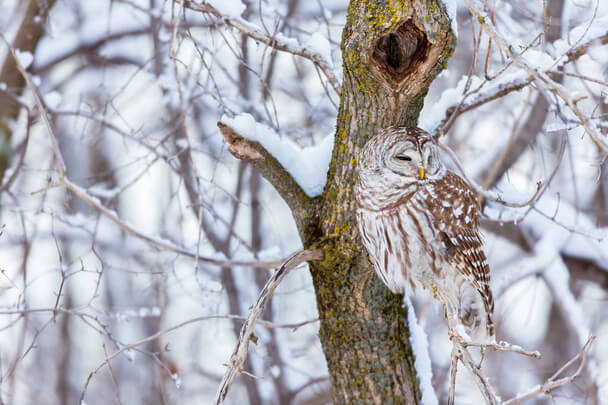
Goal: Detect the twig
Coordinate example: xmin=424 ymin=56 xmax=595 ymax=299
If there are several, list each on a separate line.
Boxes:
xmin=77 ymin=309 xmax=319 ymax=402
xmin=449 ymin=334 xmax=499 ymax=405
xmin=182 ymin=1 xmax=341 ymax=95
xmin=464 ymin=341 xmax=541 ymax=359
xmin=214 ymin=249 xmax=322 ymax=405
xmin=501 ymin=336 xmax=595 ymax=405
xmin=1 ymin=35 xmax=66 ymax=176
xmin=61 ymin=176 xmax=285 ymax=269
xmin=436 ymin=141 xmax=544 ymax=208
xmin=464 ymin=0 xmax=608 ymax=151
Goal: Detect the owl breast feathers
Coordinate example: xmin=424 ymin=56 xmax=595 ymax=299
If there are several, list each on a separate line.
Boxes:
xmin=354 ymin=126 xmax=495 ymax=340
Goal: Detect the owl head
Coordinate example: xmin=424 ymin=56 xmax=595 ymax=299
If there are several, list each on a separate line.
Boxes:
xmin=357 ymin=127 xmax=445 ymax=188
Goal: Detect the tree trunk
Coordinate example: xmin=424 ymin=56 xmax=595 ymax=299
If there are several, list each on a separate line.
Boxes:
xmin=0 ymin=0 xmax=55 ymax=180
xmin=220 ymin=1 xmax=455 ymax=403
xmin=305 ymin=2 xmax=455 ymax=403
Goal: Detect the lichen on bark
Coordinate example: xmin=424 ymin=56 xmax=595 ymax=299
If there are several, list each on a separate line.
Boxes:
xmin=221 ymin=0 xmax=456 ymax=403
xmin=307 ymin=1 xmax=456 ymax=403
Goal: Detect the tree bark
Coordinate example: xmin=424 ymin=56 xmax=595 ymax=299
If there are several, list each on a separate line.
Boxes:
xmin=0 ymin=0 xmax=55 ymax=181
xmin=220 ymin=1 xmax=455 ymax=403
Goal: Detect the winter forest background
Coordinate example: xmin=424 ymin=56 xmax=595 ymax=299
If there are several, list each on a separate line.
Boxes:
xmin=0 ymin=0 xmax=607 ymax=404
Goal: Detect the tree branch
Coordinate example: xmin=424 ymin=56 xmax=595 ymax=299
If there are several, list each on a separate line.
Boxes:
xmin=182 ymin=0 xmax=341 ymax=95
xmin=214 ymin=249 xmax=323 ymax=405
xmin=464 ymin=0 xmax=608 ymax=151
xmin=217 ymin=122 xmax=312 ymax=219
xmin=501 ymin=336 xmax=595 ymax=405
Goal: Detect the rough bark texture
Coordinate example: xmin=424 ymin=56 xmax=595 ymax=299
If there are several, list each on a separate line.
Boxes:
xmin=221 ymin=0 xmax=455 ymax=403
xmin=0 ymin=0 xmax=55 ymax=183
xmin=307 ymin=2 xmax=454 ymax=403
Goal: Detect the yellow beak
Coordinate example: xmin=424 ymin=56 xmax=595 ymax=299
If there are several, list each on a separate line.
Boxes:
xmin=419 ymin=167 xmax=425 ymax=180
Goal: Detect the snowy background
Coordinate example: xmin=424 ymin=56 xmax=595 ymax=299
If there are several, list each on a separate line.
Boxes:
xmin=0 ymin=0 xmax=607 ymax=404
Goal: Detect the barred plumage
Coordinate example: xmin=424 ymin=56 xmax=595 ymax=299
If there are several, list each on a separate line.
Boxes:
xmin=354 ymin=127 xmax=495 ymax=340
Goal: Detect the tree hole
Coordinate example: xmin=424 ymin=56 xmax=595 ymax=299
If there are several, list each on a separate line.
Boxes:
xmin=370 ymin=21 xmax=429 ymax=85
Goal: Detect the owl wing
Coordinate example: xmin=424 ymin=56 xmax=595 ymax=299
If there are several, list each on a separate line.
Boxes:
xmin=428 ymin=172 xmax=494 ymax=316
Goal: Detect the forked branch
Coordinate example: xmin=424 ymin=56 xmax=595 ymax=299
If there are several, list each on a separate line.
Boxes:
xmin=502 ymin=336 xmax=595 ymax=405
xmin=448 ymin=332 xmax=595 ymax=405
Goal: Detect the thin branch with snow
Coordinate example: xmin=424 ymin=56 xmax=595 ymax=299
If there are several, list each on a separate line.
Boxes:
xmin=182 ymin=0 xmax=341 ymax=96
xmin=214 ymin=249 xmax=322 ymax=405
xmin=501 ymin=337 xmax=595 ymax=405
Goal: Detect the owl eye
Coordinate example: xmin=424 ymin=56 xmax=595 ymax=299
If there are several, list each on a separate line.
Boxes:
xmin=395 ymin=155 xmax=412 ymax=162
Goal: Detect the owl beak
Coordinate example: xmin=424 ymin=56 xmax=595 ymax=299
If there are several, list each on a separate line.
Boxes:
xmin=419 ymin=167 xmax=426 ymax=180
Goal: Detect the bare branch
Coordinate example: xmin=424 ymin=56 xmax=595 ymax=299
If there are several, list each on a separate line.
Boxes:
xmin=62 ymin=174 xmax=288 ymax=269
xmin=501 ymin=337 xmax=595 ymax=405
xmin=464 ymin=0 xmax=608 ymax=151
xmin=214 ymin=249 xmax=323 ymax=405
xmin=182 ymin=0 xmax=341 ymax=95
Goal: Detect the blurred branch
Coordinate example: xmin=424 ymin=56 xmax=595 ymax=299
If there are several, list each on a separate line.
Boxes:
xmin=62 ymin=177 xmax=286 ymax=268
xmin=436 ymin=32 xmax=608 ymax=137
xmin=3 ymin=35 xmax=67 ymax=177
xmin=218 ymin=121 xmax=312 ymax=216
xmin=437 ymin=140 xmax=544 ymax=208
xmin=214 ymin=249 xmax=323 ymax=405
xmin=7 ymin=38 xmax=295 ymax=269
xmin=501 ymin=336 xmax=595 ymax=405
xmin=464 ymin=0 xmax=608 ymax=152
xmin=565 ymin=34 xmax=608 ymax=63
xmin=182 ymin=0 xmax=341 ymax=95
xmin=77 ymin=310 xmax=319 ymax=403
xmin=33 ymin=27 xmax=151 ymax=74
xmin=0 ymin=0 xmax=55 ymax=117
xmin=482 ymin=0 xmax=564 ymax=189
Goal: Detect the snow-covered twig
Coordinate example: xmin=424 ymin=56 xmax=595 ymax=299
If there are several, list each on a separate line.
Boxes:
xmin=214 ymin=249 xmax=322 ymax=405
xmin=433 ymin=32 xmax=608 ymax=136
xmin=464 ymin=341 xmax=540 ymax=359
xmin=463 ymin=0 xmax=608 ymax=152
xmin=436 ymin=141 xmax=544 ymax=208
xmin=501 ymin=336 xmax=595 ymax=405
xmin=183 ymin=1 xmax=341 ymax=96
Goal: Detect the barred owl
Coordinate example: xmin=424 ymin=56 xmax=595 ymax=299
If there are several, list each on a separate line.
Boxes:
xmin=354 ymin=127 xmax=495 ymax=340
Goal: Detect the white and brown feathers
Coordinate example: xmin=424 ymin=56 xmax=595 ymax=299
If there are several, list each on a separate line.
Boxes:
xmin=354 ymin=127 xmax=494 ymax=339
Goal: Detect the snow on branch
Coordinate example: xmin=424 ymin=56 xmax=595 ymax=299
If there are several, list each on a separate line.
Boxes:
xmin=182 ymin=0 xmax=341 ymax=95
xmin=6 ymin=38 xmax=289 ymax=270
xmin=501 ymin=337 xmax=595 ymax=405
xmin=214 ymin=249 xmax=323 ymax=405
xmin=424 ymin=23 xmax=608 ymax=137
xmin=219 ymin=114 xmax=334 ymax=199
xmin=463 ymin=0 xmax=608 ymax=151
